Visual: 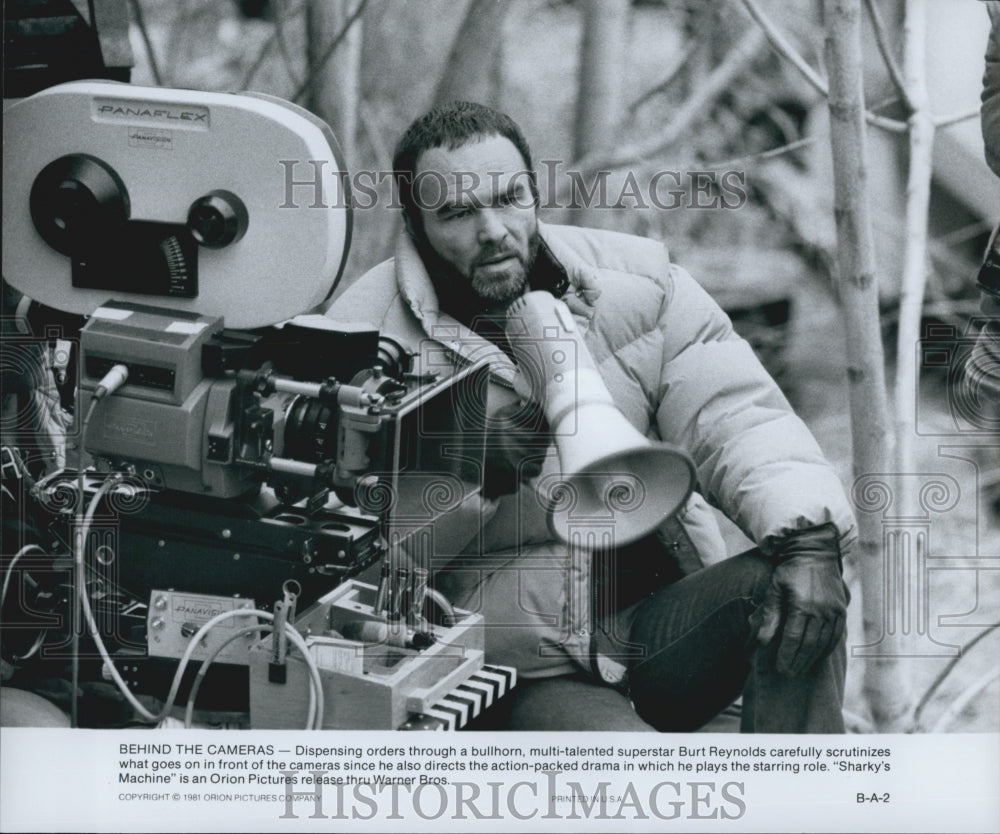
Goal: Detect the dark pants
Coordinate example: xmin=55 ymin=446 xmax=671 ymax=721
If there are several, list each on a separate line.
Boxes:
xmin=497 ymin=551 xmax=846 ymax=733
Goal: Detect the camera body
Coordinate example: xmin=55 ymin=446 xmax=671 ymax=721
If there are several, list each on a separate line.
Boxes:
xmin=4 ymin=80 xmax=486 ymax=573
xmin=2 ymin=83 xmax=492 ymax=721
xmin=3 ymin=80 xmax=350 ymax=329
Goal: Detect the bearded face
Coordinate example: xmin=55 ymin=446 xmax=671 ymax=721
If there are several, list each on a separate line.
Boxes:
xmin=412 ymin=136 xmax=540 ymax=310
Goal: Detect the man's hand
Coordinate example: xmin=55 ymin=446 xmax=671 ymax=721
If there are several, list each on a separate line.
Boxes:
xmin=482 ymin=399 xmax=549 ymax=499
xmin=753 ymin=523 xmax=848 ymax=676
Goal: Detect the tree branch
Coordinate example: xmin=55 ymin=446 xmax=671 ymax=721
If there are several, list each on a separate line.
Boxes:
xmin=292 ymin=0 xmax=367 ymax=104
xmin=934 ymin=107 xmax=981 ymax=129
xmin=128 ymin=0 xmax=163 ymax=86
xmin=738 ymin=0 xmax=908 ymax=133
xmin=358 ymin=104 xmax=392 ymax=169
xmin=910 ymin=623 xmax=1000 ymax=728
xmin=867 ymin=112 xmax=909 ymax=133
xmin=863 ymin=0 xmax=916 ymax=114
xmin=628 ymin=38 xmax=701 ymax=116
xmin=553 ymin=0 xmax=908 ymax=195
xmin=929 ymin=668 xmax=1000 ymax=733
xmin=568 ymin=25 xmax=767 ymax=178
xmin=239 ymin=21 xmax=281 ymax=90
xmin=740 ymin=0 xmax=827 ymax=95
xmin=272 ymin=0 xmax=305 ymax=88
xmin=700 ymin=135 xmax=817 ymax=171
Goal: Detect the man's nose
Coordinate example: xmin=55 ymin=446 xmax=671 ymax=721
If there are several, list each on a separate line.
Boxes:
xmin=476 ymin=209 xmax=507 ymax=245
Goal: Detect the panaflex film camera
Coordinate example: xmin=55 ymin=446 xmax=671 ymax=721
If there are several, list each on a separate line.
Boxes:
xmin=2 ymin=82 xmax=495 ymax=726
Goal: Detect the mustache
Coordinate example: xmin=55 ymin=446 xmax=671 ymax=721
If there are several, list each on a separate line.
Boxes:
xmin=474 ymin=246 xmax=521 ymax=267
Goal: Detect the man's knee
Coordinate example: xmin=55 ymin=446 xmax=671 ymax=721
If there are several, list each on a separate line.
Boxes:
xmin=505 ymin=675 xmax=655 ymax=731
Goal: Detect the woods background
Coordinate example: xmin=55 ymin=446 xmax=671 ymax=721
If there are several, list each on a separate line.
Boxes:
xmin=11 ymin=0 xmax=1000 ymax=734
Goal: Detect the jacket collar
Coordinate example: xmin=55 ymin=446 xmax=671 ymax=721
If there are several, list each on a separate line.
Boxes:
xmin=393 ymin=220 xmax=601 ymax=377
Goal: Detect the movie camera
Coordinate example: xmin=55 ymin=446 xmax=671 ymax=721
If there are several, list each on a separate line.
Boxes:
xmin=2 ymin=81 xmax=493 ymax=728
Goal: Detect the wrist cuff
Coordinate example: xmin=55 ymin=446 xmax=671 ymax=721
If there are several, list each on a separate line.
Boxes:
xmin=767 ymin=522 xmax=841 ymax=565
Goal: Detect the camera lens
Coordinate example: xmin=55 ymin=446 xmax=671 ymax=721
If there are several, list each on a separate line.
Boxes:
xmin=284 ymin=395 xmax=339 ymax=463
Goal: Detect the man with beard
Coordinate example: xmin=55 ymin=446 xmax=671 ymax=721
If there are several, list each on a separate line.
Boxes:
xmin=325 ymin=102 xmax=855 ymax=732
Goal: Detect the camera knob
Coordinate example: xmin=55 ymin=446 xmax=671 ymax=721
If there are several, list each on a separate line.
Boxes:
xmin=187 ymin=190 xmax=248 ymax=248
xmin=29 ymin=154 xmax=129 ymax=255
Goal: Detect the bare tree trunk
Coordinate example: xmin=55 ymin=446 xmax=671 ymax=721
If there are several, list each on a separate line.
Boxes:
xmin=306 ymin=0 xmax=364 ymax=166
xmin=363 ymin=0 xmax=509 ymax=265
xmin=570 ymin=0 xmax=630 ymax=227
xmin=574 ymin=0 xmax=630 ymax=160
xmin=432 ymin=0 xmax=510 ymax=107
xmin=893 ymin=0 xmax=933 ymax=510
xmin=823 ymin=0 xmax=908 ymax=729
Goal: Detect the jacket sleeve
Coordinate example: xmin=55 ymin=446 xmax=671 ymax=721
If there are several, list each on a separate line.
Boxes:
xmin=651 ymin=261 xmax=857 ymax=554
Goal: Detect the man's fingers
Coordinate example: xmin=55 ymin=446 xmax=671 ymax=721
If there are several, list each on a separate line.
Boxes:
xmin=808 ymin=611 xmax=845 ymax=671
xmin=778 ymin=611 xmax=845 ymax=676
xmin=754 ymin=582 xmax=783 ymax=647
xmin=763 ymin=554 xmax=848 ymax=675
xmin=775 ymin=609 xmax=808 ymax=675
xmin=562 ymin=292 xmax=593 ymax=318
xmin=789 ymin=614 xmax=831 ymax=676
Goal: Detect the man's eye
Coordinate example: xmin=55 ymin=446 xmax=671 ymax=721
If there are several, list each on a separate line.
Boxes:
xmin=443 ymin=207 xmax=473 ymax=220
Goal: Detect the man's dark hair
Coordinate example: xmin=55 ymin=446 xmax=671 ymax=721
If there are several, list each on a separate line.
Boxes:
xmin=392 ymin=101 xmax=537 ymax=232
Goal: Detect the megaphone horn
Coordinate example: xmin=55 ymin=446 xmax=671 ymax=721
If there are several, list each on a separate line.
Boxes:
xmin=504 ymin=291 xmax=696 ymax=546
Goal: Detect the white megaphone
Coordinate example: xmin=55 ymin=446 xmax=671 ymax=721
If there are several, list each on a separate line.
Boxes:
xmin=504 ymin=291 xmax=696 ymax=547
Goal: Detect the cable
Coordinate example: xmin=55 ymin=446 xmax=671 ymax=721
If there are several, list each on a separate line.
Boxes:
xmin=185 ymin=625 xmax=273 ymax=728
xmin=29 ymin=467 xmax=72 ymax=496
xmin=185 ymin=622 xmax=326 ymax=730
xmin=185 ymin=622 xmax=328 ymax=730
xmin=79 ymin=364 xmax=129 ymax=446
xmin=71 ymin=362 xmax=327 ymax=728
xmin=92 ymin=364 xmax=129 ymax=401
xmin=1 ymin=544 xmax=50 ymax=663
xmin=12 ymin=628 xmax=47 ymax=662
xmin=170 ymin=609 xmax=323 ymax=729
xmin=74 ymin=474 xmax=162 ymax=722
xmin=1 ymin=544 xmax=47 ymax=609
xmin=73 ymin=361 xmax=129 ymax=725
xmin=78 ymin=536 xmax=325 ymax=728
xmin=72 ymin=364 xmax=129 ymax=726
